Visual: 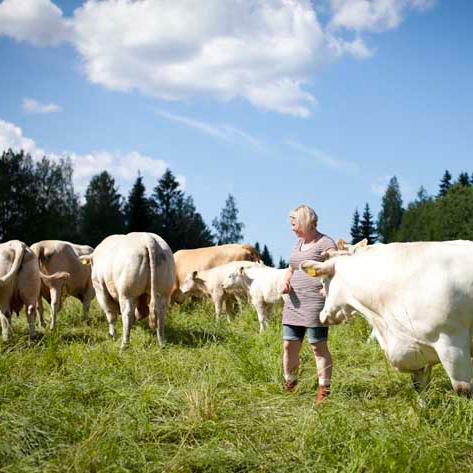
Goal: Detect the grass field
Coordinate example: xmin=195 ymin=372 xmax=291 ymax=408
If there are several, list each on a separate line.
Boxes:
xmin=1 ymin=299 xmax=473 ymax=472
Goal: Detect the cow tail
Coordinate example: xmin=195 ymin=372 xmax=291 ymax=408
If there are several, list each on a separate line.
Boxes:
xmin=146 ymin=237 xmax=158 ymax=330
xmin=0 ymin=241 xmax=25 ymax=287
xmin=39 ymin=271 xmax=70 ymax=289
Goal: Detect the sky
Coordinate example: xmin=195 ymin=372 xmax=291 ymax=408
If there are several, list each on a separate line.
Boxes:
xmin=1 ymin=0 xmax=472 ymax=261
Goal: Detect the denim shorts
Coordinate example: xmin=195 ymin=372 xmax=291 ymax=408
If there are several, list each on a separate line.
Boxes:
xmin=282 ymin=324 xmax=329 ymax=344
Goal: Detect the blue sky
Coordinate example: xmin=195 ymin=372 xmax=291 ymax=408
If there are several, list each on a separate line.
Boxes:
xmin=1 ymin=0 xmax=472 ymax=261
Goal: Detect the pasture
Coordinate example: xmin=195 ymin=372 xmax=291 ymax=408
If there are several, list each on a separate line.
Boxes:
xmin=1 ymin=300 xmax=472 ymax=473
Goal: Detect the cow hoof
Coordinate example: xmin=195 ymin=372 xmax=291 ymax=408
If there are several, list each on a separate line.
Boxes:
xmin=453 ymin=382 xmax=471 ymax=397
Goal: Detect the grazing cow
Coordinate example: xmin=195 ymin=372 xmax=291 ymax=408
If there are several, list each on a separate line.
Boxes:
xmin=172 ymin=244 xmax=261 ymax=302
xmin=31 ymin=240 xmax=95 ymax=330
xmin=81 ymin=232 xmax=175 ymax=350
xmin=222 ymin=266 xmax=288 ymax=332
xmin=179 ymin=261 xmax=261 ymax=320
xmin=301 ymin=241 xmax=473 ymax=395
xmin=0 ymin=240 xmax=69 ymax=341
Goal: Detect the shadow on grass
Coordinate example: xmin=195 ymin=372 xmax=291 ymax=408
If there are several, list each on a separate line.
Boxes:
xmin=157 ymin=322 xmax=228 ymax=347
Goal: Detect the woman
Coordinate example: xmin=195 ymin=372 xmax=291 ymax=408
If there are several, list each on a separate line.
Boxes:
xmin=281 ymin=204 xmax=337 ymax=405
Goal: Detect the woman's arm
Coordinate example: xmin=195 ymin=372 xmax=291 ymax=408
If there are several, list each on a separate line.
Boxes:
xmin=281 ymin=266 xmax=294 ymax=294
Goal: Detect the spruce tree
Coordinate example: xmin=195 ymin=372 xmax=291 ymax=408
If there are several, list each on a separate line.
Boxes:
xmin=80 ymin=171 xmax=125 ymax=246
xmin=377 ymin=176 xmax=403 ymax=243
xmin=150 ymin=168 xmax=213 ymax=250
xmin=212 ymin=194 xmax=244 ymax=244
xmin=125 ymin=174 xmax=153 ymax=232
xmin=438 ymin=170 xmax=452 ymax=197
xmin=457 ymin=172 xmax=471 ymax=187
xmin=350 ymin=209 xmax=362 ymax=244
xmin=261 ymin=244 xmax=274 ymax=267
xmin=360 ymin=203 xmax=377 ymax=244
xmin=278 ymin=257 xmax=288 ymax=269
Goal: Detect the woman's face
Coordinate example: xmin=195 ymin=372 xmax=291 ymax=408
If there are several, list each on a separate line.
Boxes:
xmin=290 ymin=217 xmax=305 ymax=238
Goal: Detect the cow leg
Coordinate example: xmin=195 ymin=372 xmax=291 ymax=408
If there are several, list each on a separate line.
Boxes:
xmin=81 ymin=285 xmax=95 ymax=323
xmin=37 ymin=297 xmax=46 ymax=328
xmin=0 ymin=309 xmax=12 ymax=342
xmin=118 ymin=296 xmax=136 ymax=351
xmin=435 ymin=335 xmax=472 ymax=395
xmin=254 ymin=300 xmax=268 ymax=333
xmin=155 ymin=296 xmax=167 ymax=347
xmin=95 ymin=285 xmax=117 ymax=338
xmin=411 ymin=365 xmax=432 ymax=391
xmin=212 ymin=291 xmax=224 ymax=321
xmin=26 ymin=304 xmax=37 ymax=339
xmin=49 ymin=286 xmax=62 ymax=331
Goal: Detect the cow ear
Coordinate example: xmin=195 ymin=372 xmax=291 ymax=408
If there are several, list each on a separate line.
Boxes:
xmin=354 ymin=239 xmax=368 ymax=250
xmin=79 ymin=254 xmax=93 ymax=266
xmin=336 ymin=239 xmax=346 ymax=250
xmin=321 ymin=248 xmax=338 ymax=260
xmin=192 ymin=271 xmax=198 ymax=280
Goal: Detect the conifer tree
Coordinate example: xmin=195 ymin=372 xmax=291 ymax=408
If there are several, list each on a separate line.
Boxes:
xmin=377 ymin=176 xmax=403 ymax=243
xmin=457 ymin=172 xmax=471 ymax=187
xmin=125 ymin=173 xmax=153 ymax=232
xmin=212 ymin=194 xmax=244 ymax=244
xmin=150 ymin=168 xmax=213 ymax=250
xmin=360 ymin=203 xmax=377 ymax=244
xmin=254 ymin=242 xmax=261 ymax=257
xmin=350 ymin=209 xmax=362 ymax=244
xmin=438 ymin=170 xmax=452 ymax=197
xmin=278 ymin=257 xmax=288 ymax=269
xmin=261 ymin=244 xmax=274 ymax=267
xmin=80 ymin=171 xmax=125 ymax=246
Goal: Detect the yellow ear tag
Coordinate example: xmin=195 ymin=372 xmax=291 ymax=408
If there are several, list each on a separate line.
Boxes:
xmin=306 ymin=267 xmax=317 ymax=277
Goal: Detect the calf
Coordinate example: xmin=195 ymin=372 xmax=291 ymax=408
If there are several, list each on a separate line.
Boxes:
xmin=173 ymin=243 xmax=261 ymax=302
xmin=179 ymin=261 xmax=261 ymax=320
xmin=222 ymin=266 xmax=288 ymax=332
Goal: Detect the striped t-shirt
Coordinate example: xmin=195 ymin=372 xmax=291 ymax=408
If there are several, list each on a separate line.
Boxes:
xmin=282 ymin=234 xmax=337 ymax=327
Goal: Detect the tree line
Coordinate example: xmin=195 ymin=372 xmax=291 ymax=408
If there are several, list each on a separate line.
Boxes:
xmin=350 ymin=170 xmax=473 ymax=244
xmin=0 ymin=149 xmax=246 ymax=251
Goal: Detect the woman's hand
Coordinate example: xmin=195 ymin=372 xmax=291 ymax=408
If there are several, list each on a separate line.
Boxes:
xmin=281 ymin=268 xmax=293 ymax=294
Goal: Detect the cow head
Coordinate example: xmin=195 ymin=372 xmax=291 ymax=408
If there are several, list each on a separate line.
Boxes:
xmin=300 ymin=258 xmax=356 ymax=325
xmin=180 ymin=271 xmax=207 ymax=296
xmin=222 ymin=266 xmax=249 ymax=292
xmin=320 ymin=238 xmax=368 ymax=260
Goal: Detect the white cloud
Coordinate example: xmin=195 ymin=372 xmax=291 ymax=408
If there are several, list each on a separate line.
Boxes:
xmin=0 ymin=0 xmax=71 ymax=46
xmin=0 ymin=118 xmax=171 ymax=195
xmin=284 ymin=139 xmax=357 ymax=172
xmin=156 ymin=109 xmax=264 ymax=151
xmin=0 ymin=0 xmax=434 ymax=116
xmin=22 ymin=97 xmax=62 ymax=114
xmin=328 ymin=0 xmax=435 ymax=32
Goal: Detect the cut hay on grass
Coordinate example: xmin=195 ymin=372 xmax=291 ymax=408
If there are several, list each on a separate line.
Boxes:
xmin=1 ymin=299 xmax=473 ymax=472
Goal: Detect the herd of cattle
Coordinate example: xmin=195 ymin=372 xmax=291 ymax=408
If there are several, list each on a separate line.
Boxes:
xmin=1 ymin=232 xmax=473 ymax=396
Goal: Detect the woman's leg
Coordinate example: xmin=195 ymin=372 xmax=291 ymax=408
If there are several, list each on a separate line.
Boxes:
xmin=283 ymin=339 xmax=303 ymax=383
xmin=310 ymin=340 xmax=333 ymax=386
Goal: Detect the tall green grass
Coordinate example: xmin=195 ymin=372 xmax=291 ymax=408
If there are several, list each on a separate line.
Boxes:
xmin=1 ymin=299 xmax=472 ymax=472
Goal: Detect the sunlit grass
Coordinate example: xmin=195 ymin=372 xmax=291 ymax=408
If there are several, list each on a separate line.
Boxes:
xmin=0 ymin=298 xmax=472 ymax=472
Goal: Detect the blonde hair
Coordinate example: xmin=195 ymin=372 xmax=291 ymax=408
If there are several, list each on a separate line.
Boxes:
xmin=289 ymin=204 xmax=318 ymax=232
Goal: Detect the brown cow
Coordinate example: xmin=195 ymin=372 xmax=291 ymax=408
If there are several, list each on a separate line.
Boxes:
xmin=0 ymin=240 xmax=69 ymax=341
xmin=30 ymin=240 xmax=95 ymax=330
xmin=172 ymin=243 xmax=261 ymax=302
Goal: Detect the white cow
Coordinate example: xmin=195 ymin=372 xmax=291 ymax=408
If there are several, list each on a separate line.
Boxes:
xmin=301 ymin=240 xmax=473 ymax=395
xmin=179 ymin=260 xmax=261 ymax=320
xmin=222 ymin=266 xmax=288 ymax=332
xmin=81 ymin=232 xmax=175 ymax=350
